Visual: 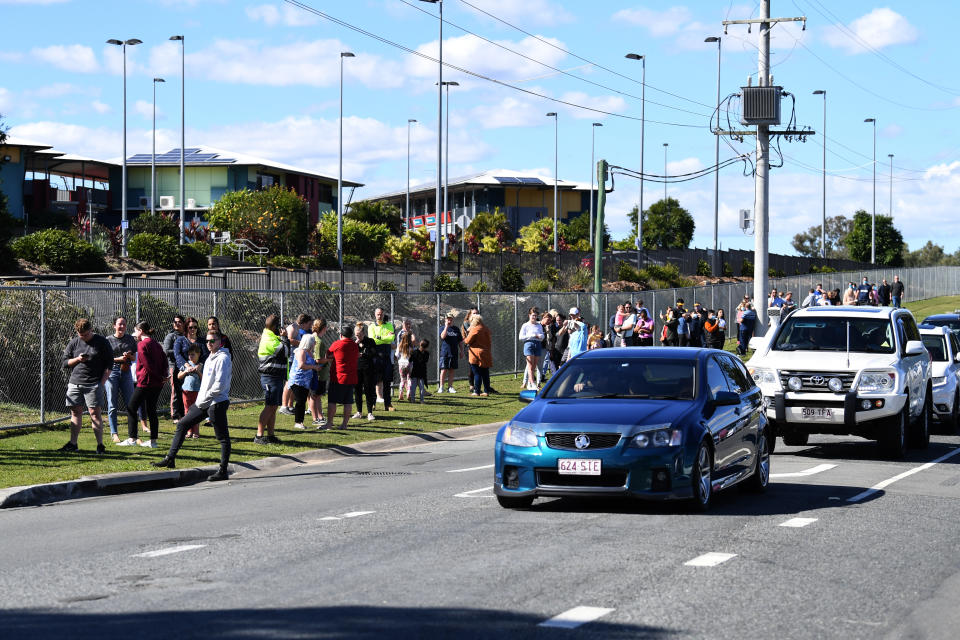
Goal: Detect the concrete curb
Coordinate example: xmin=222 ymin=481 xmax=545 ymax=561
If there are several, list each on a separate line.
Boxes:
xmin=0 ymin=421 xmax=505 ymax=509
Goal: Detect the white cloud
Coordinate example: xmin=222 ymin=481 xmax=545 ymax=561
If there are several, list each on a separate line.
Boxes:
xmin=26 ymin=83 xmax=79 ymax=98
xmin=822 ymin=8 xmax=919 ymax=54
xmin=30 ymin=44 xmax=98 ymax=73
xmin=461 ymin=0 xmax=574 ymax=27
xmin=134 ymin=99 xmax=163 ymax=120
xmin=0 ymin=88 xmax=12 ymax=113
xmin=612 ymin=6 xmax=693 ymax=37
xmin=246 ymin=3 xmax=319 ymax=27
xmin=558 ymin=91 xmax=627 ymax=119
xmin=408 ymin=34 xmax=568 ymax=87
xmin=881 ymin=124 xmax=903 ymax=138
xmin=469 ymin=95 xmax=551 ymax=129
xmin=91 ymin=100 xmax=110 ymax=114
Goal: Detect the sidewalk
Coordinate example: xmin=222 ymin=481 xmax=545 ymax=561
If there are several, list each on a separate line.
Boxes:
xmin=0 ymin=421 xmax=505 ymax=509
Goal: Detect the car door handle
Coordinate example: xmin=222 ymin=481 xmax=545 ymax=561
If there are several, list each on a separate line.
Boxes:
xmin=734 ymin=407 xmax=741 ymax=415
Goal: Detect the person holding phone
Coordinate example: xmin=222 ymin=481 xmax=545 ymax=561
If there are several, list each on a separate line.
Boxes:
xmin=60 ymin=318 xmax=112 ymax=454
xmin=105 ymin=316 xmax=138 ymax=443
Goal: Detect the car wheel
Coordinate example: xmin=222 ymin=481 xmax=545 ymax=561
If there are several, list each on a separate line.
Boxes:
xmin=496 ymin=494 xmax=534 ymax=509
xmin=745 ymin=431 xmax=770 ymax=493
xmin=908 ymin=388 xmax=931 ymax=449
xmin=781 ymin=428 xmax=809 ymax=447
xmin=689 ymin=440 xmax=713 ymax=512
xmin=879 ymin=398 xmax=908 ymax=459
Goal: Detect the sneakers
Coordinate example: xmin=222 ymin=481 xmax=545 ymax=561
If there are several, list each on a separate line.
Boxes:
xmin=293 ymin=423 xmax=307 ymax=430
xmin=116 ymin=438 xmax=137 ymax=447
xmin=139 ymin=440 xmax=157 ymax=448
xmin=207 ymin=468 xmax=228 ymax=482
xmin=422 ymin=390 xmax=432 ymax=397
xmin=447 ymin=387 xmax=457 ymax=394
xmin=278 ymin=406 xmax=294 ymax=415
xmin=376 ymin=397 xmax=384 ymax=404
xmin=367 ymin=412 xmax=375 ymax=421
xmin=151 ymin=457 xmax=176 ymax=469
xmin=96 ymin=443 xmax=106 ymax=455
xmin=59 ymin=441 xmax=79 ymax=452
xmin=253 ymin=435 xmax=269 ymax=445
xmin=313 ymin=418 xmax=327 ymax=427
xmin=351 ymin=412 xmax=362 ymax=419
xmin=266 ymin=435 xmax=282 ymax=445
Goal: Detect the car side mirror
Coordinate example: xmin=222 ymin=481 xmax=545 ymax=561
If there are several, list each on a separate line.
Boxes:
xmin=712 ymin=390 xmax=740 ymax=406
xmin=519 ymin=389 xmax=537 ymax=403
xmin=905 ymin=340 xmax=927 ymax=357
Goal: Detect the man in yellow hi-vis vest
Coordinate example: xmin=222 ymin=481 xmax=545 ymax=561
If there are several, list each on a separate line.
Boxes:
xmin=369 ymin=308 xmax=396 ymax=411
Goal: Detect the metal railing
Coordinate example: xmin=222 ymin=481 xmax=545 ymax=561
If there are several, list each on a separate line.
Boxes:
xmin=0 ymin=265 xmax=955 ymax=432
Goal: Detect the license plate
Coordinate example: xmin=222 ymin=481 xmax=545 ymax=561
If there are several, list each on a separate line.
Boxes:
xmin=558 ymin=459 xmax=602 ymax=475
xmin=801 ymin=407 xmax=833 ymax=420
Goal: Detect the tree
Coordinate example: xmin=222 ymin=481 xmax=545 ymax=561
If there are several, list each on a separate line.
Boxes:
xmin=903 ymin=241 xmax=960 ymax=267
xmin=312 ymin=211 xmax=389 ymax=265
xmin=346 ymin=199 xmax=404 ymax=236
xmin=626 ymin=198 xmax=695 ymax=250
xmin=791 ymin=214 xmax=852 ymax=258
xmin=207 ymin=185 xmax=309 ymax=255
xmin=563 ymin=212 xmax=610 ymax=249
xmin=845 ymin=209 xmax=904 ymax=266
xmin=466 ymin=209 xmax=512 ymax=242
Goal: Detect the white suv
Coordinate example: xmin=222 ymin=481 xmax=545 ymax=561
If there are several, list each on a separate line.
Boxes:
xmin=747 ymin=306 xmax=932 ymax=458
xmin=918 ymin=325 xmax=960 ymax=431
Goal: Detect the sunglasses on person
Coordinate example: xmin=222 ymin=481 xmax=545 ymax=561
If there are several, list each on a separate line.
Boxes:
xmin=205 ymin=338 xmax=219 ymax=344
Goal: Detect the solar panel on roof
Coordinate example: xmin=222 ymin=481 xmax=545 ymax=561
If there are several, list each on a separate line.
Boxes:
xmin=518 ymin=177 xmax=545 ymax=185
xmin=494 ymin=176 xmax=521 ymax=184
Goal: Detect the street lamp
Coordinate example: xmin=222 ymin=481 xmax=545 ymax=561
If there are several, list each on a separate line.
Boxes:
xmin=441 ymin=80 xmax=459 ymax=255
xmin=337 ymin=51 xmax=354 ymax=273
xmin=705 ymin=37 xmax=721 ymax=271
xmin=864 ymin=117 xmax=876 ymax=264
xmin=407 ymin=118 xmax=416 ymax=225
xmin=625 ymin=53 xmax=645 ymax=265
xmin=813 ymin=90 xmax=826 ymax=258
xmin=169 ymin=35 xmax=185 ymax=244
xmin=151 ymin=77 xmax=165 ymax=217
xmin=663 ymin=142 xmax=669 ymax=201
xmin=546 ymin=112 xmax=558 ymax=252
xmin=106 ymin=37 xmax=142 ymax=257
xmin=888 ymin=153 xmax=894 ymax=216
xmin=419 ymin=0 xmax=443 ymax=276
xmin=589 ymin=122 xmax=603 ymax=248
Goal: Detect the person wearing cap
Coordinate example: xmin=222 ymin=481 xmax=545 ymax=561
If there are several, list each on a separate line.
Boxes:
xmin=558 ymin=307 xmax=589 ymax=364
xmin=438 ymin=310 xmax=464 ymax=393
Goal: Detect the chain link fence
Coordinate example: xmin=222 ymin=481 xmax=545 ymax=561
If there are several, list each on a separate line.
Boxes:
xmin=1 ymin=265 xmax=957 ymax=432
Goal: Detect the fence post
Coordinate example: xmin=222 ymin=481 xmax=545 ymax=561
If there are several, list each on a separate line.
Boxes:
xmin=280 ymin=291 xmax=286 ymax=325
xmin=135 ymin=289 xmax=141 ymax=323
xmin=175 ymin=272 xmax=180 ymax=312
xmin=339 ymin=290 xmax=344 ymax=334
xmin=436 ymin=294 xmax=441 ymax=384
xmin=213 ymin=289 xmax=219 ymax=319
xmin=404 ymin=262 xmax=409 ymax=293
xmin=390 ymin=292 xmax=395 ymax=325
xmin=514 ymin=293 xmax=519 ymax=376
xmin=477 ymin=293 xmax=481 ymax=313
xmin=39 ymin=289 xmax=46 ymax=424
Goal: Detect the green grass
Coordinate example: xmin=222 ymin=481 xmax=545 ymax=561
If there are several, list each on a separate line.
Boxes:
xmin=0 ymin=374 xmax=526 ymax=490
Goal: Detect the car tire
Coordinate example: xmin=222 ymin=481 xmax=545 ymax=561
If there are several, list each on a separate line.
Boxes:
xmin=496 ymin=494 xmax=534 ymax=509
xmin=781 ymin=429 xmax=809 ymax=447
xmin=689 ymin=440 xmax=713 ymax=512
xmin=908 ymin=388 xmax=932 ymax=449
xmin=880 ymin=399 xmax=908 ymax=459
xmin=745 ymin=431 xmax=770 ymax=493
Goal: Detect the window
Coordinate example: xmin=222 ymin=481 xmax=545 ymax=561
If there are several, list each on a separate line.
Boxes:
xmin=543 ymin=358 xmax=696 ymax=400
xmin=705 ymin=358 xmax=731 ymax=398
xmin=921 ymin=335 xmax=947 ymax=362
xmin=719 ymin=355 xmax=752 ymax=393
xmin=773 ymin=317 xmax=894 ymax=354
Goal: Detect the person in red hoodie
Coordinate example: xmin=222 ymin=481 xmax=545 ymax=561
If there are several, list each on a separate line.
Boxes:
xmin=117 ymin=321 xmax=168 ymax=449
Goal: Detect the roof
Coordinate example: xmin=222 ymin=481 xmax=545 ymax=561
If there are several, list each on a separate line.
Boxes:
xmin=125 ymin=146 xmax=362 ymax=187
xmin=918 ymin=325 xmax=952 ymax=335
xmin=577 ymin=346 xmax=706 ymax=361
xmin=795 ymin=305 xmax=895 ymax=317
xmin=360 ymin=169 xmax=592 ymax=202
xmin=0 ymin=136 xmax=53 ymax=151
xmin=26 ymin=152 xmax=117 ymax=181
xmin=921 ymin=313 xmax=960 ymax=320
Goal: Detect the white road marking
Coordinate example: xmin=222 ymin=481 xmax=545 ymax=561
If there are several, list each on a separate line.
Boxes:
xmin=847 ymin=447 xmax=960 ymax=503
xmin=341 ymin=511 xmax=376 ymax=518
xmin=684 ymin=552 xmax=737 ymax=567
xmin=770 ymin=463 xmax=837 ymax=479
xmin=446 ymin=464 xmax=494 ymax=473
xmin=538 ymin=606 xmax=615 ymax=629
xmin=779 ymin=517 xmax=818 ymax=528
xmin=454 ymin=486 xmax=495 ymax=498
xmin=319 ymin=516 xmax=341 ymax=521
xmin=134 ymin=544 xmax=206 ymax=558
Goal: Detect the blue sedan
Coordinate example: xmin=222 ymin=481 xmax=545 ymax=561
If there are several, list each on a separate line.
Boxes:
xmin=494 ymin=348 xmax=770 ymax=510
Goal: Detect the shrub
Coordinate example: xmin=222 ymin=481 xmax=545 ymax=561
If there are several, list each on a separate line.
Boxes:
xmin=740 ymin=259 xmax=754 ymax=276
xmin=131 ymin=211 xmax=179 ymax=238
xmin=810 ymin=264 xmax=837 ymax=273
xmin=565 ymin=266 xmax=592 ymax=290
xmin=617 ymin=260 xmax=642 ymax=283
xmin=271 ymin=255 xmax=302 ymax=269
xmin=543 ymin=265 xmax=560 ymax=286
xmin=696 ymin=258 xmax=712 ymax=276
xmin=311 ymin=211 xmax=390 ymax=265
xmin=471 ymin=280 xmax=491 ymax=292
xmin=526 ymin=278 xmax=550 ymax=292
xmin=11 ymin=229 xmax=106 ymax=272
xmin=498 ymin=263 xmax=524 ymax=292
xmin=421 ymin=273 xmax=467 ymax=292
xmin=307 ymin=281 xmax=335 ymax=291
xmin=768 ymin=268 xmax=785 ymax=278
xmin=207 ymin=185 xmax=309 ymax=255
xmin=178 ymin=242 xmax=209 ymax=269
xmin=128 ymin=233 xmax=181 ymax=269
xmin=722 ymin=262 xmax=733 ymax=277
xmin=377 ymin=280 xmax=399 ymax=292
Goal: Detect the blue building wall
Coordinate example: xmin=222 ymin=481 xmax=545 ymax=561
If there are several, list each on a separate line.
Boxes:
xmin=0 ymin=157 xmax=26 ymax=218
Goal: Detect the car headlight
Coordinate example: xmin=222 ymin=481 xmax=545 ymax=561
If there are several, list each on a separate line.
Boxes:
xmin=858 ymin=371 xmax=896 ymax=394
xmin=749 ymin=367 xmax=780 ymax=388
xmin=630 ymin=424 xmax=682 ymax=448
xmin=501 ymin=424 xmax=538 ymax=447
xmin=933 ymin=376 xmax=947 ymax=386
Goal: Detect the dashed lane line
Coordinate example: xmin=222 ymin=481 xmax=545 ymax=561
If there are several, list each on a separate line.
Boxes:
xmin=779 ymin=517 xmax=818 ymax=528
xmin=770 ymin=463 xmax=837 ymax=479
xmin=847 ymin=447 xmax=960 ymax=503
xmin=538 ymin=606 xmax=615 ymax=629
xmin=454 ymin=486 xmax=495 ymax=498
xmin=684 ymin=552 xmax=737 ymax=567
xmin=446 ymin=464 xmax=495 ymax=473
xmin=133 ymin=544 xmax=207 ymax=558
xmin=319 ymin=511 xmax=376 ymax=521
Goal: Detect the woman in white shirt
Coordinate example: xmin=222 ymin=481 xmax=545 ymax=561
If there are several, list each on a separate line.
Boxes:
xmin=518 ymin=307 xmax=545 ymax=390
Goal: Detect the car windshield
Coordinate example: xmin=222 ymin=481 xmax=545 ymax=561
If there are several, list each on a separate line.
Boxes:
xmin=773 ymin=317 xmax=895 ymax=353
xmin=543 ymin=359 xmax=696 ymax=400
xmin=921 ymin=335 xmax=948 ymax=362
xmin=922 ymin=318 xmax=960 ymax=333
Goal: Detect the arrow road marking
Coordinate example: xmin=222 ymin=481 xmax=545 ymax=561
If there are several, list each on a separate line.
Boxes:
xmin=770 ymin=463 xmax=837 ymax=479
xmin=134 ymin=544 xmax=206 ymax=558
xmin=539 ymin=606 xmax=615 ymax=629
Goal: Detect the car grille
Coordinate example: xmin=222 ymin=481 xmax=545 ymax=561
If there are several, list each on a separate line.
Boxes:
xmin=779 ymin=370 xmax=855 ymax=392
xmin=536 ymin=470 xmax=628 ymax=488
xmin=545 ymin=433 xmax=622 ymax=450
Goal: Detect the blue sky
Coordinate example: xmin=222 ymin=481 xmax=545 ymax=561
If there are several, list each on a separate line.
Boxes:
xmin=2 ymin=0 xmax=958 ymax=255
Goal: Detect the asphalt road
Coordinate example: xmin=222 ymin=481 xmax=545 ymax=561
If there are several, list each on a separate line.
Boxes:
xmin=3 ymin=427 xmax=960 ymax=639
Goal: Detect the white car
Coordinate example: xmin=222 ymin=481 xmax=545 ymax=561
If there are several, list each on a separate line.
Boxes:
xmin=919 ymin=325 xmax=960 ymax=431
xmin=747 ymin=306 xmax=932 ymax=458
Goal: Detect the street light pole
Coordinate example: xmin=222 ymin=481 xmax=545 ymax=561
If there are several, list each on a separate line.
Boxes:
xmin=663 ymin=143 xmax=668 ymax=201
xmin=589 ymin=122 xmax=602 ymax=248
xmin=865 ymin=117 xmax=876 ymax=264
xmin=705 ymin=37 xmax=721 ymax=272
xmin=625 ymin=53 xmax=645 ymax=265
xmin=418 ymin=0 xmax=443 ymax=276
xmin=407 ymin=119 xmax=416 ymax=226
xmin=441 ymin=80 xmax=459 ymax=256
xmin=106 ymin=37 xmax=142 ymax=257
xmin=888 ymin=153 xmax=894 ymax=217
xmin=151 ymin=77 xmax=164 ymax=217
xmin=169 ymin=35 xmax=185 ymax=244
xmin=813 ymin=90 xmax=826 ymax=258
xmin=337 ymin=51 xmax=355 ymax=274
xmin=546 ymin=112 xmax=558 ymax=252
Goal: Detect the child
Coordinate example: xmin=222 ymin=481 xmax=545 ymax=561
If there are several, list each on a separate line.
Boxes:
xmin=395 ymin=332 xmax=413 ymax=401
xmin=409 ymin=339 xmax=430 ymax=403
xmin=587 ymin=325 xmax=605 ymax=350
xmin=178 ymin=344 xmax=203 ymax=438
